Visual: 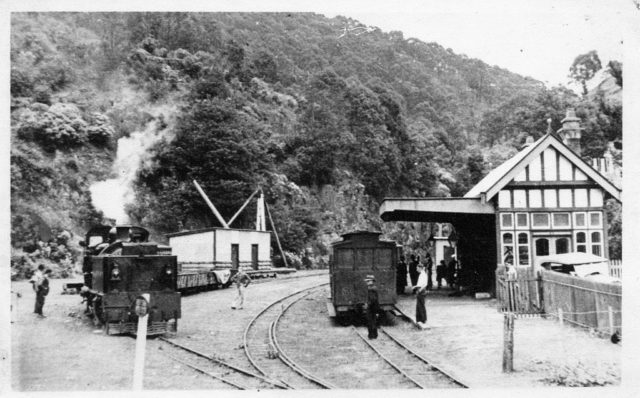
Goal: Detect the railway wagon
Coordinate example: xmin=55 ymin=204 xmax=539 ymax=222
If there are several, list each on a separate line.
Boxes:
xmin=167 ymin=227 xmax=272 ymax=291
xmin=80 ymin=225 xmax=180 ymax=335
xmin=328 ymin=231 xmax=399 ymax=319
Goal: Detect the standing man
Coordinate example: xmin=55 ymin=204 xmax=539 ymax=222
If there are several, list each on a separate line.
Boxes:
xmin=34 ymin=269 xmax=52 ymax=318
xmin=230 ymin=269 xmax=251 ymax=310
xmin=396 ymin=255 xmax=408 ymax=295
xmin=447 ymin=255 xmax=458 ymax=290
xmin=408 ymin=254 xmax=419 ymax=287
xmin=365 ymin=275 xmax=380 ymax=339
xmin=412 ymin=263 xmax=428 ymax=328
xmin=425 ymin=252 xmax=433 ymax=290
xmin=30 ymin=264 xmax=45 ymax=314
xmin=436 ymin=260 xmax=446 ymax=289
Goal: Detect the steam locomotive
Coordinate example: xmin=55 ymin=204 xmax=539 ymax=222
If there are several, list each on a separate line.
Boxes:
xmin=80 ymin=225 xmax=181 ymax=335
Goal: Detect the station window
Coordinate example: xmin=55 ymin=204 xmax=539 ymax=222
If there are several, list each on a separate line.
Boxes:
xmin=589 ymin=212 xmax=602 ymax=228
xmin=575 ymin=231 xmax=587 ymax=253
xmin=500 ymin=213 xmax=514 ymax=229
xmin=531 ymin=213 xmax=550 ymax=228
xmin=591 ymin=231 xmax=602 ymax=256
xmin=517 ymin=233 xmax=530 ymax=266
xmin=552 ymin=213 xmax=570 ymax=228
xmin=502 ymin=233 xmax=514 ymax=265
xmin=515 ymin=213 xmax=529 ymax=229
xmin=574 ymin=212 xmax=586 ymax=228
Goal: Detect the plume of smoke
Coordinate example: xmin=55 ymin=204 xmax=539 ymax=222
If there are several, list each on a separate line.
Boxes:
xmin=90 ymin=105 xmax=177 ymax=224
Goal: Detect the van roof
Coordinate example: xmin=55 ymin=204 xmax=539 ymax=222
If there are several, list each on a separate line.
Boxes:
xmin=535 ymin=252 xmax=607 ymax=267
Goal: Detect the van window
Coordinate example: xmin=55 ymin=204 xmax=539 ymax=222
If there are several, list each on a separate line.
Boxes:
xmin=335 ymin=249 xmax=354 ymax=269
xmin=374 ymin=248 xmax=392 ymax=270
xmin=355 ymin=249 xmax=374 ymax=269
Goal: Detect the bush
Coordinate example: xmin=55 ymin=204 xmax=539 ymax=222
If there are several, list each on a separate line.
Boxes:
xmin=86 ymin=112 xmax=115 ymax=146
xmin=16 ymin=108 xmax=87 ymax=151
xmin=11 ymin=67 xmax=34 ymax=97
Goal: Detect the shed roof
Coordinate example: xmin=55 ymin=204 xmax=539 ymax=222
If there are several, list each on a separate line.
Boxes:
xmin=167 ymin=227 xmax=271 ymax=238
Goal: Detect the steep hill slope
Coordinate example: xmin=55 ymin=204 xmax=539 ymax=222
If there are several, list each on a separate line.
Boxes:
xmin=10 ymin=12 xmax=622 ymax=274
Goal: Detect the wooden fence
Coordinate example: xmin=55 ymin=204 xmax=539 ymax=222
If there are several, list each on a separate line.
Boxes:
xmin=609 ymin=259 xmax=622 ymax=279
xmin=495 ymin=267 xmax=543 ymax=315
xmin=495 ymin=267 xmax=622 ymax=334
xmin=541 ymin=270 xmax=621 ymax=334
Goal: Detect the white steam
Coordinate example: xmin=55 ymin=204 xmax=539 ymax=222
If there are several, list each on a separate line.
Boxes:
xmin=90 ymin=107 xmax=176 ymax=224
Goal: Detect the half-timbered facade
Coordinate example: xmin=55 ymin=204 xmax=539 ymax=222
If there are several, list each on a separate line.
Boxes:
xmin=380 ymin=109 xmax=621 ymax=291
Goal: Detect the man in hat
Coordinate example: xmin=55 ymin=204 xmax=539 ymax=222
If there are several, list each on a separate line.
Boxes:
xmin=412 ymin=263 xmax=428 ymax=328
xmin=34 ymin=269 xmax=52 ymax=318
xmin=365 ymin=275 xmax=380 ymax=339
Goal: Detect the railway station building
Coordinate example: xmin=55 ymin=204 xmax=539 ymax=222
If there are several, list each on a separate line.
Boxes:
xmin=380 ymin=109 xmax=622 ymax=294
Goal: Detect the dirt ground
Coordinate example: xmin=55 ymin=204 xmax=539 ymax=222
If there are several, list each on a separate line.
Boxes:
xmin=9 ymin=271 xmax=622 ymax=391
xmin=394 ymin=289 xmax=621 ymax=387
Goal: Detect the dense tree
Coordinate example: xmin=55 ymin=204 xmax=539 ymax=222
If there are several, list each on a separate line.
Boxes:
xmin=569 ymin=50 xmax=602 ymax=96
xmin=607 ymin=60 xmax=622 ymax=87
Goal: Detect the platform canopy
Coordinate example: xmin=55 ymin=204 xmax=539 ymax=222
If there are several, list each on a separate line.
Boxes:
xmin=379 ymin=197 xmax=495 ymax=224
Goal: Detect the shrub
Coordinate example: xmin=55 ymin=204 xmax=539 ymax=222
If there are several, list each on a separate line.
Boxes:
xmin=16 ymin=108 xmax=87 ymax=151
xmin=86 ymin=112 xmax=115 ymax=146
xmin=11 ymin=67 xmax=34 ymax=97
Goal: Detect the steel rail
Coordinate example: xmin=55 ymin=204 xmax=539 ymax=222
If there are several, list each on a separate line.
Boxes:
xmin=270 ymin=292 xmax=338 ymax=389
xmin=165 ymin=353 xmax=249 ymax=389
xmin=242 ymin=282 xmax=328 ymax=379
xmin=159 ymin=337 xmax=287 ymax=389
xmin=351 ymin=326 xmax=425 ymax=388
xmin=380 ymin=328 xmax=468 ymax=388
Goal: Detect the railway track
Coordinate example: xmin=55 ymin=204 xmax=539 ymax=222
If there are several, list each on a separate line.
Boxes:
xmin=352 ymin=326 xmax=467 ymax=389
xmin=158 ymin=336 xmax=287 ymax=389
xmin=156 ymin=277 xmax=330 ymax=390
xmin=243 ymin=282 xmax=336 ymax=389
xmin=158 ymin=276 xmax=466 ymax=389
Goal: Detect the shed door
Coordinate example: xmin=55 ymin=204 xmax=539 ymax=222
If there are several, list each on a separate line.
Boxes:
xmin=231 ymin=244 xmax=239 ymax=270
xmin=251 ymin=244 xmax=258 ymax=270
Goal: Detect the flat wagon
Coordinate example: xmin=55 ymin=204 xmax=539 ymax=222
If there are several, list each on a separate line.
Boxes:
xmin=328 ymin=231 xmax=399 ymax=320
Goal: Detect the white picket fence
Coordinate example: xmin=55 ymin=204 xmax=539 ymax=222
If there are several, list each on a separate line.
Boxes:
xmin=609 ymin=259 xmax=622 ymax=279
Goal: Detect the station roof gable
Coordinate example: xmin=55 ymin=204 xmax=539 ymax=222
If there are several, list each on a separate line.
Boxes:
xmin=464 ymin=133 xmax=621 ymax=202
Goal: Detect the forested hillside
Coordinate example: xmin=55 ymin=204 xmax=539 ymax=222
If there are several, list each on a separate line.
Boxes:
xmin=10 ymin=12 xmax=622 ymax=275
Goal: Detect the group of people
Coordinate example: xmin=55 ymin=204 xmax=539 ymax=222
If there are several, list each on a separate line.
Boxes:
xmin=29 ymin=264 xmax=53 ymax=318
xmin=396 ymin=253 xmax=458 ymax=295
xmin=365 ymin=257 xmax=432 ymax=337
